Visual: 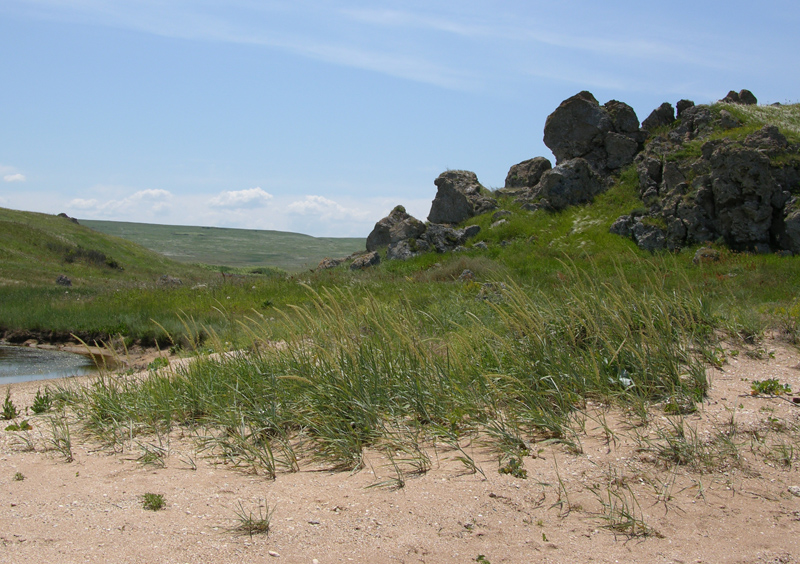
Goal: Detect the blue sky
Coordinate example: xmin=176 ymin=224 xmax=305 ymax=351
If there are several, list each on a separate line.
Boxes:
xmin=1 ymin=1 xmax=798 ymax=237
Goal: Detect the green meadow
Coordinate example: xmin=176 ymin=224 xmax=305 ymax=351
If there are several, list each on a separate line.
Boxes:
xmin=81 ymin=219 xmax=364 ymax=272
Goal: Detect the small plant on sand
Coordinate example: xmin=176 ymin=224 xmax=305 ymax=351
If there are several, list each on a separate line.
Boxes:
xmin=31 ymin=388 xmax=53 ymax=414
xmin=232 ymin=500 xmax=274 ymax=537
xmin=589 ymin=472 xmax=661 ymax=539
xmin=13 ymin=472 xmax=25 ymax=481
xmin=141 ymin=492 xmax=166 ymax=511
xmin=750 ymin=379 xmax=792 ymax=396
xmin=499 ymin=455 xmax=528 ymax=479
xmin=2 ymin=390 xmax=19 ymax=420
xmin=47 ymin=415 xmax=73 ymax=462
xmin=5 ymin=420 xmax=32 ymax=431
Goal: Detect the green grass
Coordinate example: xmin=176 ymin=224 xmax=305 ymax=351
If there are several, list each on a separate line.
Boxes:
xmin=141 ymin=492 xmax=166 ymax=511
xmin=81 ymin=219 xmax=364 ymax=272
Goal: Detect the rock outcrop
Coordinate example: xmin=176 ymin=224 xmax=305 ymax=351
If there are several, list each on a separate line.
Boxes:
xmin=428 ymin=170 xmax=497 ymax=224
xmin=520 ymin=158 xmax=605 ymax=211
xmin=542 ymin=91 xmax=645 ymax=175
xmin=614 ymin=119 xmax=800 ymax=253
xmin=499 ymin=157 xmax=552 ymax=195
xmin=366 ymin=205 xmax=426 ymax=252
xmin=365 ymin=88 xmax=798 ymax=261
xmin=366 ymin=178 xmax=485 ymax=262
xmin=721 ymin=89 xmax=758 ymax=105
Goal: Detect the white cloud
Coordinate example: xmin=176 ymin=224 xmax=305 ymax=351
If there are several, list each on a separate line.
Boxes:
xmin=3 ymin=173 xmax=26 ymax=182
xmin=69 ymin=198 xmax=100 ymax=210
xmin=287 ymin=195 xmax=370 ymax=222
xmin=209 ymin=187 xmax=273 ymax=208
xmin=67 ymin=188 xmax=174 ymax=217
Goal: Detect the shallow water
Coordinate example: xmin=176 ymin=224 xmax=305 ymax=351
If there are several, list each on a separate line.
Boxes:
xmin=0 ymin=345 xmax=97 ymax=384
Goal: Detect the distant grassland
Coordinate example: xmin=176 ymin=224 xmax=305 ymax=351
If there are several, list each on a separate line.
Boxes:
xmin=81 ymin=220 xmax=365 ymax=272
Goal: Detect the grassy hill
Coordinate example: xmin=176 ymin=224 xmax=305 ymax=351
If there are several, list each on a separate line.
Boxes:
xmin=81 ymin=220 xmax=365 ymax=272
xmin=0 ymin=207 xmax=210 ymax=288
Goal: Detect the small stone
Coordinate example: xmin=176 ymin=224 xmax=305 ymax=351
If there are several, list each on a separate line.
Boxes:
xmin=268 ymin=550 xmax=280 ymax=557
xmin=789 ymin=486 xmax=800 ymax=497
xmin=308 ymin=519 xmax=320 ymax=525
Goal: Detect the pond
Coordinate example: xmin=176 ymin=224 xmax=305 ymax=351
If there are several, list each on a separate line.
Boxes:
xmin=0 ymin=345 xmax=98 ymax=384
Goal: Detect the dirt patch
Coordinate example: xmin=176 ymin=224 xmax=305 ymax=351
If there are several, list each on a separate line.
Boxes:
xmin=2 ymin=341 xmax=800 ymax=563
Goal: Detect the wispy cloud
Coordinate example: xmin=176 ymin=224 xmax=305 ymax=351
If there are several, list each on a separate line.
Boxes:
xmin=209 ymin=187 xmax=273 ymax=208
xmin=0 ymin=0 xmax=751 ymax=94
xmin=1 ymin=164 xmax=25 ymax=182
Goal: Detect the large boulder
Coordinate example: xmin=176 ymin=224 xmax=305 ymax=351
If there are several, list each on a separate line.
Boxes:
xmin=526 ymin=158 xmax=605 ymax=211
xmin=708 ymin=142 xmax=782 ymax=250
xmin=543 ymin=91 xmax=611 ymax=165
xmin=722 ymin=89 xmax=758 ymax=105
xmin=427 ymin=170 xmax=497 ymax=224
xmin=543 ymin=92 xmax=644 ymax=174
xmin=641 ymin=102 xmax=675 ymax=132
xmin=781 ymin=197 xmax=800 ymax=255
xmin=366 ymin=205 xmax=426 ymax=251
xmin=502 ymin=157 xmax=552 ymax=191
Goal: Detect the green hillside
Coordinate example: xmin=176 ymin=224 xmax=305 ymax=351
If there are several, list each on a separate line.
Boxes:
xmin=0 ymin=207 xmax=209 ymax=287
xmin=81 ymin=220 xmax=365 ymax=272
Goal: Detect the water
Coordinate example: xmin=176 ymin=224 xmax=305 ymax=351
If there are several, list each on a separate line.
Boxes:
xmin=0 ymin=345 xmax=98 ymax=384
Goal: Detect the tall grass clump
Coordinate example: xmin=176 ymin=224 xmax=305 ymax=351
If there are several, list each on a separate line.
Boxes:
xmin=64 ymin=261 xmax=715 ymax=473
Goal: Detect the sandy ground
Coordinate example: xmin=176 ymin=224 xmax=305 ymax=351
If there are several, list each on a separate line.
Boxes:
xmin=2 ymin=341 xmax=800 ymax=563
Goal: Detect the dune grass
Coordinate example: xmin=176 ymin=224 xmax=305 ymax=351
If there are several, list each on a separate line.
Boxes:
xmin=58 ymin=257 xmax=717 ymax=473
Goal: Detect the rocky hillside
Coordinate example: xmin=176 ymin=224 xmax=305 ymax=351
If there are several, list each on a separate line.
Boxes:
xmin=358 ymin=89 xmax=799 ymax=268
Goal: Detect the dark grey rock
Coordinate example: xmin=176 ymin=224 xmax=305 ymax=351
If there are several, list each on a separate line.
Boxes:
xmin=709 ymin=144 xmax=781 ymax=249
xmin=610 ymin=215 xmax=634 ymax=238
xmin=56 ymin=274 xmax=72 ymax=287
xmin=604 ymin=100 xmax=641 ymax=134
xmin=421 ymin=223 xmax=481 ymax=253
xmin=543 ymin=91 xmax=612 ymax=165
xmin=504 ymin=157 xmax=552 ymax=189
xmin=366 ymin=205 xmax=426 ymax=251
xmin=641 ymin=102 xmax=675 ymax=131
xmin=738 ymin=89 xmax=758 ymax=105
xmin=604 ymin=133 xmax=639 ymax=170
xmin=428 ymin=170 xmax=497 ymax=224
xmin=676 ymin=99 xmax=695 ymax=117
xmin=386 ymin=240 xmax=417 ymax=261
xmin=781 ymin=197 xmax=800 ymax=254
xmin=350 ymin=251 xmax=380 ymax=270
xmin=722 ymin=90 xmax=741 ymax=104
xmin=541 ymin=92 xmax=644 ymax=177
xmin=719 ymin=110 xmax=741 ymax=129
xmin=743 ymin=125 xmax=789 ymax=155
xmin=528 ymin=158 xmax=605 ymax=210
xmin=57 ymin=213 xmax=79 ymax=224
xmin=631 ymin=221 xmax=666 ymax=252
